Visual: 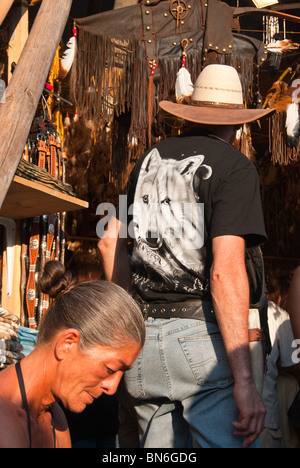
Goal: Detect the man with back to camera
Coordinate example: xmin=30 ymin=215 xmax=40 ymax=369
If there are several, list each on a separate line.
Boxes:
xmin=98 ymin=64 xmax=275 ymax=448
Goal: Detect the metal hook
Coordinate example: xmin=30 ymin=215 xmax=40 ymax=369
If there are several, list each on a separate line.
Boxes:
xmin=181 ymin=38 xmax=189 ymax=56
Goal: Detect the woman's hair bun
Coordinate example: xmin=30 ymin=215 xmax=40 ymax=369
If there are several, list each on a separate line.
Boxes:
xmin=38 ymin=261 xmax=73 ymax=299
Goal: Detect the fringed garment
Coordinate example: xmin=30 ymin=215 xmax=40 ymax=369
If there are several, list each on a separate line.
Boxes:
xmin=70 ymin=0 xmax=267 ymax=167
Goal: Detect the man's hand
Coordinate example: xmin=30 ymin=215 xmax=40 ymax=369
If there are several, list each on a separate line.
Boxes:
xmin=232 ymin=380 xmax=266 ymax=448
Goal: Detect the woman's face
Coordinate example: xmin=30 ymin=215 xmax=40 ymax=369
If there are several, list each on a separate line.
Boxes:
xmin=54 ymin=338 xmax=141 ymax=413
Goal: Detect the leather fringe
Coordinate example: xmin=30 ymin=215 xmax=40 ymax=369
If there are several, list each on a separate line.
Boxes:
xmin=269 ymin=112 xmax=300 ymax=165
xmin=148 ymin=74 xmax=154 ymax=148
xmin=71 ymin=27 xmax=262 ymax=164
xmin=70 ymin=28 xmax=140 ymax=124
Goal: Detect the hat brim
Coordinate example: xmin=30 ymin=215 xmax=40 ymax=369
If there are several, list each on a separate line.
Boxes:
xmin=159 ymin=101 xmax=276 ymax=125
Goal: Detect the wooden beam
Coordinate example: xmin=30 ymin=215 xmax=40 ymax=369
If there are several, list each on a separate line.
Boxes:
xmin=114 ymin=0 xmax=138 ymax=8
xmin=0 ymin=0 xmax=15 ymax=26
xmin=0 ymin=0 xmax=73 ymax=211
xmin=269 ymin=4 xmax=300 ymax=12
xmin=234 ymin=6 xmax=300 ymax=24
xmin=7 ymin=1 xmax=29 ymax=83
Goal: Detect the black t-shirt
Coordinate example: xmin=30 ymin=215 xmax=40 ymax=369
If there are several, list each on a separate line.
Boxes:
xmin=123 ymin=132 xmax=267 ymax=303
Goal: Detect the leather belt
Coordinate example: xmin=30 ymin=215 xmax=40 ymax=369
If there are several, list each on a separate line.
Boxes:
xmin=37 ymin=138 xmax=47 ymax=170
xmin=26 ymin=217 xmax=40 ymax=330
xmin=138 ymin=299 xmax=218 ymax=323
xmin=136 ymin=296 xmax=264 ymax=342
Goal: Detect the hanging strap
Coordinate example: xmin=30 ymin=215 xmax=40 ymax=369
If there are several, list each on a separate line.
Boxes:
xmin=15 ymin=361 xmax=32 ymax=449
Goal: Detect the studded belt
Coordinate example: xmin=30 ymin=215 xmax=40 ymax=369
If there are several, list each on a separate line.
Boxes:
xmin=138 ymin=299 xmax=218 ymax=323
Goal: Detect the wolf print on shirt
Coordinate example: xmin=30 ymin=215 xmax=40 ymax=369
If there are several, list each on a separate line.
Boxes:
xmin=131 ymin=148 xmax=212 ymax=296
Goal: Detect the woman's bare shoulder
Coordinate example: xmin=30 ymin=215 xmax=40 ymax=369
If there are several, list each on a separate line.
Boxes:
xmin=0 ymin=397 xmax=28 ymax=448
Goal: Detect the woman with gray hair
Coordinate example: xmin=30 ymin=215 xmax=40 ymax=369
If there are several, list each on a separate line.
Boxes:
xmin=0 ymin=261 xmax=145 ymax=448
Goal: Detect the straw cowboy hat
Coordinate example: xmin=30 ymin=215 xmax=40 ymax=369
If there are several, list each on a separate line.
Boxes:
xmin=159 ymin=64 xmax=275 ymax=125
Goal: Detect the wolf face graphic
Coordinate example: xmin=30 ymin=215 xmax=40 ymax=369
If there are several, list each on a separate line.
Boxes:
xmin=131 ymin=148 xmax=212 ymax=293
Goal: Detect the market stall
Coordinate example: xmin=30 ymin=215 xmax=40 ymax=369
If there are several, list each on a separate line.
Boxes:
xmin=69 ymin=0 xmax=300 ymax=284
xmin=0 ymin=0 xmax=299 ymax=340
xmin=0 ymin=0 xmax=300 ymax=452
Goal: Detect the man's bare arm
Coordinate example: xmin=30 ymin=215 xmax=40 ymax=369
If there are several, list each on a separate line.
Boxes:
xmin=210 ymin=235 xmax=266 ymax=448
xmin=97 ymin=216 xmax=132 ymax=290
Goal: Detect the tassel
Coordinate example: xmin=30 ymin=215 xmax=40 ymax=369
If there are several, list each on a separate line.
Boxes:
xmin=64 ymin=113 xmax=71 ymax=128
xmin=148 ymin=61 xmax=157 ymax=148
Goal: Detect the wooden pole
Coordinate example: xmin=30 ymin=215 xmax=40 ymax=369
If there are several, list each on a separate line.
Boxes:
xmin=0 ymin=0 xmax=73 ymax=210
xmin=0 ymin=0 xmax=15 ymax=27
xmin=114 ymin=0 xmax=138 ymax=9
xmin=234 ymin=6 xmax=300 ymax=24
xmin=7 ymin=1 xmax=29 ymax=83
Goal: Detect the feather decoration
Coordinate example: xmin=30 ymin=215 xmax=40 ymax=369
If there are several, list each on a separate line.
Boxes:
xmin=175 ymin=39 xmax=194 ymax=103
xmin=267 ymin=39 xmax=300 ymax=54
xmin=59 ymin=25 xmax=77 ymax=80
xmin=286 ymin=101 xmax=299 ymax=148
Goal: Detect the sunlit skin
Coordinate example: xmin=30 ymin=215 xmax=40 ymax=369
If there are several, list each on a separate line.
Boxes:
xmin=0 ymin=329 xmax=141 ymax=448
xmin=51 ymin=334 xmax=142 ymax=413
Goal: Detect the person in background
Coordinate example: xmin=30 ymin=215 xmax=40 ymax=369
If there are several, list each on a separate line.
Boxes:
xmin=0 ymin=261 xmax=145 ymax=448
xmin=261 ymin=274 xmax=300 ymax=448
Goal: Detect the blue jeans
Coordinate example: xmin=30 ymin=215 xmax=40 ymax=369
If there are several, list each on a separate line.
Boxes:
xmin=124 ymin=317 xmax=258 ymax=448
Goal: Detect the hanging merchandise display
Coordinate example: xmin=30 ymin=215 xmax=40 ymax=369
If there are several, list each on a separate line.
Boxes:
xmin=71 ymin=0 xmax=267 ymax=164
xmin=0 ymin=308 xmax=23 ymax=371
xmin=263 ymin=63 xmax=300 ymax=165
xmin=175 ymin=38 xmax=194 ymax=103
xmin=263 ymin=15 xmax=280 ymax=45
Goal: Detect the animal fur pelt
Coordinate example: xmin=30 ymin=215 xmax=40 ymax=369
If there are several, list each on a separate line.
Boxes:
xmin=63 ymin=114 xmax=123 ymax=238
xmin=263 ymin=81 xmax=292 ymax=112
xmin=63 ymin=115 xmax=120 ymax=207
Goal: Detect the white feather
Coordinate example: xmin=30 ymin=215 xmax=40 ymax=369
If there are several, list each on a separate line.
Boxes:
xmin=60 ymin=36 xmax=76 ymax=78
xmin=175 ymin=68 xmax=194 ymax=102
xmin=286 ymin=102 xmax=299 ymax=137
xmin=286 ymin=101 xmax=299 ymax=147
